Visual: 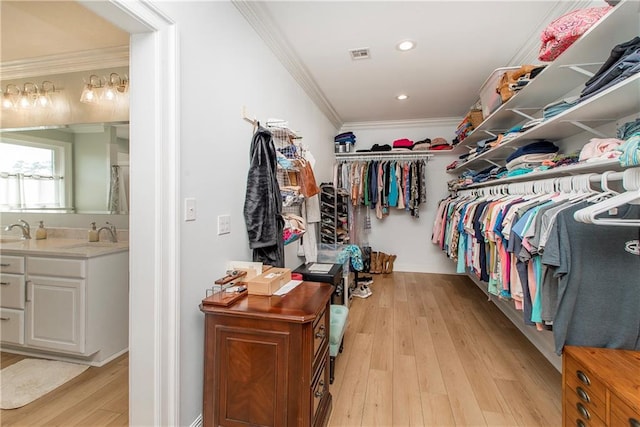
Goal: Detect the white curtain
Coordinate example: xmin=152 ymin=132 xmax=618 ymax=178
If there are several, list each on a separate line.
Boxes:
xmin=0 ymin=172 xmax=61 ymax=209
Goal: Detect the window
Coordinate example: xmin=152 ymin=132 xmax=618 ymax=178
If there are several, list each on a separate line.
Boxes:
xmin=0 ymin=136 xmax=72 ymax=210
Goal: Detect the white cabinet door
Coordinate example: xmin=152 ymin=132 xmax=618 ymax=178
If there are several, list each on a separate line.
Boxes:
xmin=25 ymin=275 xmax=85 ymax=354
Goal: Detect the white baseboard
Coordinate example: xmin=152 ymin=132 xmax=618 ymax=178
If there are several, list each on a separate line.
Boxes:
xmin=189 ymin=414 xmax=203 ymax=427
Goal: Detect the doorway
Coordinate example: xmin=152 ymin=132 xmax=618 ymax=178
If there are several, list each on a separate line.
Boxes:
xmin=79 ymin=1 xmax=180 ymax=425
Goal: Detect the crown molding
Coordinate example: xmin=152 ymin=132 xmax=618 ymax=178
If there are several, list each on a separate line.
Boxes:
xmin=232 ymin=0 xmax=343 ymax=129
xmin=507 ymin=0 xmax=596 ymax=66
xmin=340 ymin=117 xmax=462 ymax=132
xmin=0 ymin=46 xmax=129 ymax=81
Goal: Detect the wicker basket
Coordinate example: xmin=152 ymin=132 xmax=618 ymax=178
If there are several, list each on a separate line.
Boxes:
xmin=467 ymin=109 xmax=484 ymax=129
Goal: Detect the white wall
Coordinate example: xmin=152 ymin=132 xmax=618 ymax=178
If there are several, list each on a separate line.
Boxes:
xmin=152 ymin=2 xmax=338 ymax=424
xmin=340 ymin=123 xmax=459 ymax=274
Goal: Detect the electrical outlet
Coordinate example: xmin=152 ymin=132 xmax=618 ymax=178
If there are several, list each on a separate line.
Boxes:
xmin=217 ymin=215 xmax=231 ymax=235
xmin=184 ymin=198 xmax=196 ymax=221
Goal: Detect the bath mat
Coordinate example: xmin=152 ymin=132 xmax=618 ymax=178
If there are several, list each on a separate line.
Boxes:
xmin=0 ymin=358 xmax=89 ymax=409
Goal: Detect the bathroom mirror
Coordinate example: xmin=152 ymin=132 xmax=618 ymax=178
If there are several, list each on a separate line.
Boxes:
xmin=0 ymin=122 xmax=129 ymax=214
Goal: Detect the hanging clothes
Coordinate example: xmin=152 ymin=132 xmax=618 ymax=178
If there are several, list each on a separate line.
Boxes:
xmin=243 ymin=126 xmax=284 ymax=267
xmin=333 ymin=157 xmax=427 ymax=219
xmin=432 ymin=183 xmax=640 ymax=354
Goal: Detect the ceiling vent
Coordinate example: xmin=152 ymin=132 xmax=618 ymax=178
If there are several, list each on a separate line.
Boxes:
xmin=349 ymin=48 xmax=370 ymax=60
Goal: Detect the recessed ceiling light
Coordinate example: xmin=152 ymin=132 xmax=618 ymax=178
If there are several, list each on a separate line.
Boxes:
xmin=396 ymin=94 xmax=409 ymax=100
xmin=396 ymin=40 xmax=416 ymax=51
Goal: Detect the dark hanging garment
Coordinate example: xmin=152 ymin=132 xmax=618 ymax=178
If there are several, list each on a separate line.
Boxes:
xmin=243 ymin=126 xmax=284 ymax=267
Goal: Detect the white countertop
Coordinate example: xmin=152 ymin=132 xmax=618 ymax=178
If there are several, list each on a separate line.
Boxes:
xmin=0 ymin=238 xmax=129 ymax=258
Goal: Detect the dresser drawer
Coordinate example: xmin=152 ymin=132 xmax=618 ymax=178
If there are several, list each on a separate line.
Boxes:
xmin=611 ymin=394 xmax=640 ymax=427
xmin=565 ymin=354 xmax=606 ymax=404
xmin=311 ymin=348 xmax=329 ymax=425
xmin=0 ymin=255 xmax=25 ymax=274
xmin=27 ymin=257 xmax=86 ymax=278
xmin=0 ymin=308 xmax=24 ymax=345
xmin=0 ymin=273 xmax=25 ymax=309
xmin=313 ymin=308 xmax=328 ymax=359
xmin=564 ymin=386 xmax=605 ymax=426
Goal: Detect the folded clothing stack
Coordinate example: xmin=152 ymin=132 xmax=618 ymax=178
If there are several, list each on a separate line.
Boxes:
xmin=429 ymin=137 xmax=453 ymax=151
xmin=580 ymin=36 xmax=640 ymax=102
xmin=335 ymin=132 xmax=356 ymax=151
xmin=505 ymin=140 xmax=559 ymax=174
xmin=579 ymin=138 xmax=623 ymax=163
xmin=392 ymin=138 xmax=414 ymax=151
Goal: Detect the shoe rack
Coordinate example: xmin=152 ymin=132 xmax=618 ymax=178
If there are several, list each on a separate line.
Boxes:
xmin=319 ymin=183 xmax=350 ymax=245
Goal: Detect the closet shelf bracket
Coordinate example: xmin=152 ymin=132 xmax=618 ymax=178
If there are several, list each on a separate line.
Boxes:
xmin=566 ymin=120 xmax=609 ymax=138
xmin=507 ymin=108 xmax=537 ymax=121
xmin=558 ymin=62 xmax=604 ymax=78
xmin=483 ymin=159 xmax=502 ymax=168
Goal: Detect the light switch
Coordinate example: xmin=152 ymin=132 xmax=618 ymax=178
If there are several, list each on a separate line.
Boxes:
xmin=185 ymin=198 xmax=196 ymax=221
xmin=218 ymin=215 xmax=231 ymax=235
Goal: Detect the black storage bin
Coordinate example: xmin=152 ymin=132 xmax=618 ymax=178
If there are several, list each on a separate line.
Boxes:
xmin=293 ymin=262 xmax=344 ymax=305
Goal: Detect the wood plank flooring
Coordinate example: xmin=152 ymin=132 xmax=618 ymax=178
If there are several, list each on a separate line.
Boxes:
xmin=0 ymin=352 xmax=128 ymax=426
xmin=0 ymin=272 xmax=561 ymax=426
xmin=328 ymin=272 xmax=562 ymax=427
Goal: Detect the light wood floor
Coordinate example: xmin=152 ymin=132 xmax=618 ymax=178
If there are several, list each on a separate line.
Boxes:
xmin=0 ymin=272 xmax=561 ymax=427
xmin=328 ymin=272 xmax=562 ymax=427
xmin=0 ymin=352 xmax=128 ymax=426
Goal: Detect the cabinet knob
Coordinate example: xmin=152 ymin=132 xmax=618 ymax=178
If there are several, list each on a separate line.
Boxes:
xmin=630 ymin=418 xmax=640 ymax=427
xmin=576 ymin=370 xmax=590 ymax=386
xmin=314 ymin=380 xmax=325 ymax=399
xmin=576 ymin=402 xmax=590 ymax=420
xmin=315 ymin=325 xmax=326 ymax=339
xmin=576 ymin=386 xmax=590 ymax=403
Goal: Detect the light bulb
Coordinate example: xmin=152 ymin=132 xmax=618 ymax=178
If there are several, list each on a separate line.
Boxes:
xmin=2 ymin=95 xmax=14 ymax=109
xmin=18 ymin=94 xmax=33 ymax=109
xmin=102 ymin=85 xmax=117 ymax=101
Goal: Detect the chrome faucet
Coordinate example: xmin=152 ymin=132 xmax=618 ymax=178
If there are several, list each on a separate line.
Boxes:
xmin=97 ymin=222 xmax=118 ymax=243
xmin=5 ymin=219 xmax=31 ymax=240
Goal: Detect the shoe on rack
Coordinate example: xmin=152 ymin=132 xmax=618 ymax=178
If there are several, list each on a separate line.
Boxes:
xmin=351 ymin=286 xmax=371 ymax=299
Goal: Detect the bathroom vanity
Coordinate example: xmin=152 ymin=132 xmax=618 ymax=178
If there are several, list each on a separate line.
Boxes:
xmin=0 ymin=238 xmax=129 ymax=366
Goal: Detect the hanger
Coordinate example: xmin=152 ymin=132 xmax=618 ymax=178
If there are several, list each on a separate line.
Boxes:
xmin=573 ymin=168 xmax=640 ymax=226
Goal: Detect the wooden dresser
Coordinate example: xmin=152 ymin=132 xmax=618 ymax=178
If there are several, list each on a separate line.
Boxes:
xmin=563 ymin=346 xmax=640 ymax=427
xmin=200 ymin=281 xmax=333 ymax=427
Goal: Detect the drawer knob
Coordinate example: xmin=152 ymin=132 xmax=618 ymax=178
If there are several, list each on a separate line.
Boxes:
xmin=576 ymin=370 xmax=590 ymax=386
xmin=576 ymin=402 xmax=590 ymax=420
xmin=576 ymin=386 xmax=590 ymax=403
xmin=0 ymin=282 xmax=10 ymax=285
xmin=630 ymin=418 xmax=640 ymax=427
xmin=0 ymin=317 xmax=10 ymax=321
xmin=314 ymin=380 xmax=326 ymax=399
xmin=315 ymin=325 xmax=326 ymax=340
xmin=576 ymin=420 xmax=585 ymax=427
xmin=0 ymin=263 xmax=10 ymax=267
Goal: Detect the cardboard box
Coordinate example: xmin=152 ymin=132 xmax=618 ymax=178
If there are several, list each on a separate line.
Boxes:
xmin=246 ymin=268 xmax=292 ymax=295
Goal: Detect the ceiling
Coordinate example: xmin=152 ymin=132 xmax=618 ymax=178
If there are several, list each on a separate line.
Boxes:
xmin=1 ymin=0 xmax=599 ymax=127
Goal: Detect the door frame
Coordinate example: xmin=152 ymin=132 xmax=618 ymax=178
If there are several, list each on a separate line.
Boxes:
xmin=78 ymin=1 xmax=180 ymax=425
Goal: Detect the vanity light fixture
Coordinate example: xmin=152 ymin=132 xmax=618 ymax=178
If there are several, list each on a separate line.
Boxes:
xmin=35 ymin=81 xmax=55 ymax=108
xmin=17 ymin=82 xmax=38 ymax=109
xmin=396 ymin=40 xmax=416 ymax=51
xmin=101 ymin=73 xmax=129 ymax=102
xmin=1 ymin=84 xmax=20 ymax=109
xmin=80 ymin=75 xmax=103 ymax=104
xmin=396 ymin=94 xmax=409 ymax=100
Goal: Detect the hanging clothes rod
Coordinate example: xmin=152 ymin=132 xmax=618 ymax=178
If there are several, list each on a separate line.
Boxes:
xmin=335 ymin=152 xmax=434 ymax=162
